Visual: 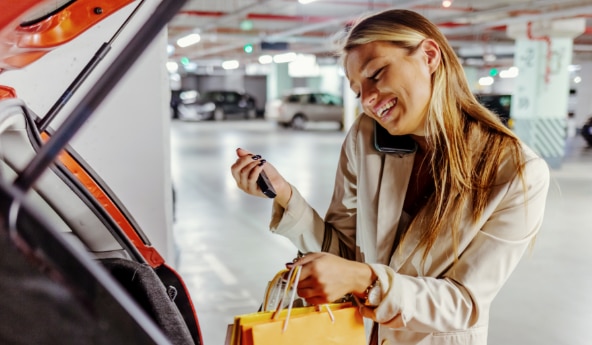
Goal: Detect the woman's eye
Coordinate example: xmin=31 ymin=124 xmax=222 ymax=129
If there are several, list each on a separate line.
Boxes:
xmin=369 ymin=67 xmax=384 ymax=80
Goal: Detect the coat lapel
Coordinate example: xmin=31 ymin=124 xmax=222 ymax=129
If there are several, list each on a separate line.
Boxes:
xmin=375 ymin=152 xmax=414 ymax=265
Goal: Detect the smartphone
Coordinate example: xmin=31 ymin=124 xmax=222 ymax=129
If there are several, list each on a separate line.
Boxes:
xmin=373 ymin=120 xmax=417 ymax=154
xmin=257 ymin=171 xmax=277 ymax=198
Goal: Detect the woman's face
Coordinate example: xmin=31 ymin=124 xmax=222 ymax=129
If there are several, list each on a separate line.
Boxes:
xmin=345 ymin=40 xmax=439 ymax=137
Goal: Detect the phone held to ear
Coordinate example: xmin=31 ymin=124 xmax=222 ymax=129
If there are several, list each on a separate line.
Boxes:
xmin=373 ymin=120 xmax=417 ymax=154
xmin=257 ymin=171 xmax=277 ymax=198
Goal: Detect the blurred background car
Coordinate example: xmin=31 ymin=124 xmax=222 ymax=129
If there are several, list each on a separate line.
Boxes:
xmin=265 ymin=89 xmax=344 ymax=130
xmin=475 ymin=93 xmax=513 ymax=128
xmin=581 ymin=116 xmax=592 ymax=147
xmin=176 ymin=90 xmax=257 ymax=121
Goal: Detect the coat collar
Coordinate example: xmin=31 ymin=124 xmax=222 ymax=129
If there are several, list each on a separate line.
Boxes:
xmin=375 ymin=152 xmax=424 ymax=270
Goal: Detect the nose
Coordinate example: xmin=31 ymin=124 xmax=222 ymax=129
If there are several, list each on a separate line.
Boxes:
xmin=360 ymin=86 xmax=377 ymax=109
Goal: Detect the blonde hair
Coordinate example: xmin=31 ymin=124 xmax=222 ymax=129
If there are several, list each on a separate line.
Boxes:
xmin=339 ymin=9 xmax=526 ymax=265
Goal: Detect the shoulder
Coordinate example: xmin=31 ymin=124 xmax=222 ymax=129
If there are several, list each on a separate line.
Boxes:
xmin=520 ymin=142 xmax=550 ymax=185
xmin=342 ymin=113 xmax=374 ymax=152
xmin=348 ymin=113 xmax=374 ymax=138
xmin=498 ymin=141 xmax=550 ymax=190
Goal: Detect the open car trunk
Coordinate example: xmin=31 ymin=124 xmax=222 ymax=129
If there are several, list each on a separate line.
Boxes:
xmin=0 ymin=1 xmax=202 ymax=344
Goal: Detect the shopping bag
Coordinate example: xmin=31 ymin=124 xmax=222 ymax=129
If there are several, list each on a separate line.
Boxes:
xmin=248 ymin=303 xmax=365 ymax=345
xmin=229 ymin=266 xmax=366 ymax=345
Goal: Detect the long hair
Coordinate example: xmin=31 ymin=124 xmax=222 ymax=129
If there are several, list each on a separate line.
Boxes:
xmin=339 ymin=9 xmax=526 ymax=265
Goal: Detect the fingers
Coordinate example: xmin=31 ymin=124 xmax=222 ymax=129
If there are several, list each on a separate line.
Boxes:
xmin=230 ymin=148 xmax=270 ymax=197
xmin=236 ymin=147 xmax=252 ymax=157
xmin=290 ymin=253 xmax=339 ymax=304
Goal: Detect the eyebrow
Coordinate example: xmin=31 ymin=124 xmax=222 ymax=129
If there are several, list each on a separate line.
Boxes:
xmin=345 ymin=56 xmax=376 ymax=89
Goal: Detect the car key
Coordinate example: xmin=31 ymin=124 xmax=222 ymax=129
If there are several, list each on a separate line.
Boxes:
xmin=257 ymin=170 xmax=276 ymax=198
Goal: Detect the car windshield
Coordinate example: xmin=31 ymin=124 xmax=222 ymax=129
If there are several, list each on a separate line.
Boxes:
xmin=202 ymin=91 xmax=244 ymax=103
xmin=317 ymin=93 xmax=342 ymax=106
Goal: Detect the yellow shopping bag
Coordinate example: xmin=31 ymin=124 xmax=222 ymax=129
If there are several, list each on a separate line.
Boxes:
xmin=248 ymin=303 xmax=365 ymax=345
xmin=229 ymin=266 xmax=366 ymax=345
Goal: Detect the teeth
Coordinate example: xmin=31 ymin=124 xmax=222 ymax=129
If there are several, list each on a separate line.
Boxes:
xmin=377 ymin=100 xmax=396 ymax=117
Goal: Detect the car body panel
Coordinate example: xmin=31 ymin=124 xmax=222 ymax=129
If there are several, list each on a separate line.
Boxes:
xmin=265 ymin=90 xmax=343 ymax=128
xmin=176 ymin=90 xmax=257 ymax=121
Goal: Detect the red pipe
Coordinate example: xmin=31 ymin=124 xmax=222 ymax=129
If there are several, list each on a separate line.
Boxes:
xmin=526 ymin=21 xmax=552 ymax=84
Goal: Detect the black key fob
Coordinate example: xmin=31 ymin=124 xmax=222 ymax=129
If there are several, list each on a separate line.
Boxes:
xmin=257 ymin=171 xmax=276 ymax=198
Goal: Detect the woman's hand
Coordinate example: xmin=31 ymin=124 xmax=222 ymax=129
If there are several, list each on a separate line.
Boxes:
xmin=292 ymin=252 xmax=375 ymax=305
xmin=230 ymin=148 xmax=292 ymax=207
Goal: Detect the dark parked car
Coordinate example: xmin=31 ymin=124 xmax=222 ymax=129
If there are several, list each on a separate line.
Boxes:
xmin=581 ymin=116 xmax=592 ymax=147
xmin=475 ymin=94 xmax=512 ymax=128
xmin=177 ymin=90 xmax=257 ymax=121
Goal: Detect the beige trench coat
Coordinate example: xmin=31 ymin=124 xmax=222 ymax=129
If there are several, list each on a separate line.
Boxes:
xmin=270 ymin=114 xmax=550 ymax=345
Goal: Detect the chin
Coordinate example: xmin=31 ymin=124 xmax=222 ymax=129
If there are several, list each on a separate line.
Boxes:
xmin=382 ymin=122 xmax=406 ymax=136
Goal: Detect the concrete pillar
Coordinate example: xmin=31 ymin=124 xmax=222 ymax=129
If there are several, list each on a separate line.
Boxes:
xmin=507 ymin=18 xmax=585 ymax=168
xmin=342 ymin=77 xmax=358 ymax=131
xmin=267 ymin=62 xmax=291 ymax=101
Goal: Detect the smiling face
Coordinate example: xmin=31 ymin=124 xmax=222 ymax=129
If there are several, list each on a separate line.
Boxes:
xmin=345 ymin=40 xmax=440 ymax=137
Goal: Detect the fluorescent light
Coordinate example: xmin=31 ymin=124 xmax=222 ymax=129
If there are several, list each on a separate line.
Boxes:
xmin=177 ymin=33 xmax=201 ymax=48
xmin=166 ymin=61 xmax=178 ymax=73
xmin=273 ymin=52 xmax=297 ymax=64
xmin=166 ymin=44 xmax=175 ymax=56
xmin=499 ymin=67 xmax=519 ymax=78
xmin=299 ymin=0 xmax=318 ymax=4
xmin=222 ymin=60 xmax=240 ymax=70
xmin=258 ymin=55 xmax=273 ymax=64
xmin=442 ymin=0 xmax=452 ymax=8
xmin=479 ymin=76 xmax=494 ymax=86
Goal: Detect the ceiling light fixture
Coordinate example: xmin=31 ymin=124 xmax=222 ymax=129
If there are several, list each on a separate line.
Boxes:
xmin=166 ymin=61 xmax=179 ymax=73
xmin=442 ymin=0 xmax=452 ymax=8
xmin=299 ymin=0 xmax=318 ymax=4
xmin=176 ymin=33 xmax=201 ymax=48
xmin=273 ymin=52 xmax=297 ymax=64
xmin=222 ymin=60 xmax=240 ymax=70
xmin=499 ymin=67 xmax=519 ymax=79
xmin=259 ymin=55 xmax=273 ymax=64
xmin=478 ymin=76 xmax=494 ymax=86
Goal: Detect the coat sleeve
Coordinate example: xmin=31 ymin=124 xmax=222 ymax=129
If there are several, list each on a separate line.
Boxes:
xmin=363 ymin=153 xmax=550 ymax=333
xmin=269 ymin=116 xmax=363 ymax=258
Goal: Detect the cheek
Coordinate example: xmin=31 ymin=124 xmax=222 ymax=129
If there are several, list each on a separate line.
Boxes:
xmin=410 ymin=74 xmax=432 ymax=110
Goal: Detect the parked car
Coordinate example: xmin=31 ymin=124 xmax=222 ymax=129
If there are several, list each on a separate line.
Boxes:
xmin=475 ymin=93 xmax=512 ymax=128
xmin=265 ymin=90 xmax=344 ymax=130
xmin=581 ymin=116 xmax=592 ymax=147
xmin=177 ymin=90 xmax=257 ymax=121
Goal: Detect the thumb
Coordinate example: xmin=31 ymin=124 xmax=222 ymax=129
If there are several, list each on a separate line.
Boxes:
xmin=236 ymin=147 xmax=253 ymax=157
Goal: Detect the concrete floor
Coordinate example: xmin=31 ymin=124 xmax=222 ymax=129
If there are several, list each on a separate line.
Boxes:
xmin=170 ymin=119 xmax=592 ymax=345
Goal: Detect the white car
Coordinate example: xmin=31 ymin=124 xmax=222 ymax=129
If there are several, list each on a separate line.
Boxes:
xmin=265 ymin=90 xmax=344 ymax=130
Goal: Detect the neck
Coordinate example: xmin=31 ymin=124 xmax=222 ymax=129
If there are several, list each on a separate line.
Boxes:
xmin=410 ymin=134 xmax=430 ymax=154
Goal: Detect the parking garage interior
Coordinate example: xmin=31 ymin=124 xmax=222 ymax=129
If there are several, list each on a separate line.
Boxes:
xmin=1 ymin=1 xmax=591 ymax=345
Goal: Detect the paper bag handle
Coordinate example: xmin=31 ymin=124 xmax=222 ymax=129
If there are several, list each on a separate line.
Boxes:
xmin=268 ymin=265 xmax=335 ymax=332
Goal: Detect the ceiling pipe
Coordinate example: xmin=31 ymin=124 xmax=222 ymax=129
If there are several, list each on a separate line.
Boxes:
xmin=433 ymin=0 xmax=576 ymax=25
xmin=178 ymin=1 xmax=592 ymax=63
xmin=185 ymin=0 xmax=434 ymax=59
xmin=439 ymin=4 xmax=592 ymax=37
xmin=171 ymin=0 xmax=276 ymax=41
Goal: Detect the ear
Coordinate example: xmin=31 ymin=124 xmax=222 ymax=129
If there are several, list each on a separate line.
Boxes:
xmin=419 ymin=39 xmax=441 ymax=74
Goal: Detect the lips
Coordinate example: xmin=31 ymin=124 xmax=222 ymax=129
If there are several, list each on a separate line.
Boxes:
xmin=375 ymin=98 xmax=397 ymax=119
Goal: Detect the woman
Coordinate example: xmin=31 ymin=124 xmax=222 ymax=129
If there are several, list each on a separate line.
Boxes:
xmin=230 ymin=9 xmax=549 ymax=345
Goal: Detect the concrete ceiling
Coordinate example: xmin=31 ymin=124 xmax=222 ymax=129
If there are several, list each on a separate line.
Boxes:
xmin=167 ymin=0 xmax=592 ymax=70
